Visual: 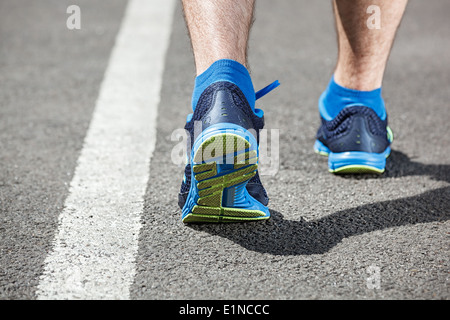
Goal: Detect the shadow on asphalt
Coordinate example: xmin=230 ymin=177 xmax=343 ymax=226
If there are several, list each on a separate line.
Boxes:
xmin=336 ymin=150 xmax=450 ymax=184
xmin=189 ymin=150 xmax=450 ymax=255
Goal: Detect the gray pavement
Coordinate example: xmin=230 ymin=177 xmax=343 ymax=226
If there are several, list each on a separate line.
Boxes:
xmin=0 ymin=0 xmax=449 ymax=300
xmin=0 ymin=0 xmax=128 ymax=299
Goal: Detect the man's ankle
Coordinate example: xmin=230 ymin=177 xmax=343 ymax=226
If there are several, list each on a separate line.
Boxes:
xmin=319 ymin=75 xmax=386 ymax=121
xmin=191 ymin=59 xmax=256 ymax=112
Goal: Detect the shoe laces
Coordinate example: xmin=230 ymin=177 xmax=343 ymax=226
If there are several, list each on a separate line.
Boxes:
xmin=256 ymin=80 xmax=280 ymax=100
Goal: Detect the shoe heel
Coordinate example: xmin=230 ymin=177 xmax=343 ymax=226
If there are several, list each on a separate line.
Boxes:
xmin=182 ymin=130 xmax=270 ymax=223
xmin=327 ymin=148 xmax=391 ymax=174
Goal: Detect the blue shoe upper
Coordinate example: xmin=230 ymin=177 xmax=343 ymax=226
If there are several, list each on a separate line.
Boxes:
xmin=316 ymin=106 xmax=390 ymax=154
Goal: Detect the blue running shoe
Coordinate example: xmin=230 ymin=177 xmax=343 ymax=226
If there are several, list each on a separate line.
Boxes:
xmin=178 ymin=80 xmax=279 ymax=223
xmin=314 ymin=106 xmax=394 ymax=174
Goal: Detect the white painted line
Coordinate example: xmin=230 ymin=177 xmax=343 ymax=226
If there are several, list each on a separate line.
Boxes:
xmin=36 ymin=0 xmax=175 ymax=299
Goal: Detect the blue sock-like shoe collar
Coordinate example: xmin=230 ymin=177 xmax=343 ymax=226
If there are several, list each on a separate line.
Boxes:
xmin=191 ymin=59 xmax=256 ymax=112
xmin=319 ymin=75 xmax=386 ymax=121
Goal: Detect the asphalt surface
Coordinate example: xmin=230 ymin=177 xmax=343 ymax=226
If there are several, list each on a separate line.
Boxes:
xmin=0 ymin=0 xmax=449 ymax=300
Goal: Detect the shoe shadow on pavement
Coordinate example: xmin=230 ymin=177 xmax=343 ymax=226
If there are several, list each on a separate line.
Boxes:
xmin=384 ymin=150 xmax=450 ymax=183
xmin=188 ymin=150 xmax=450 ymax=255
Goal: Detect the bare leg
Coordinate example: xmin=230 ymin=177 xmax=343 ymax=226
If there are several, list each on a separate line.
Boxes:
xmin=179 ymin=1 xmax=272 ymax=223
xmin=333 ymin=0 xmax=408 ymax=91
xmin=182 ymin=0 xmax=255 ymax=76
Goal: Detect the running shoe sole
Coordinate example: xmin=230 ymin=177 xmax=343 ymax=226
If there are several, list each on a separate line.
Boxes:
xmin=314 ymin=126 xmax=393 ymax=174
xmin=182 ymin=123 xmax=270 ymax=223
